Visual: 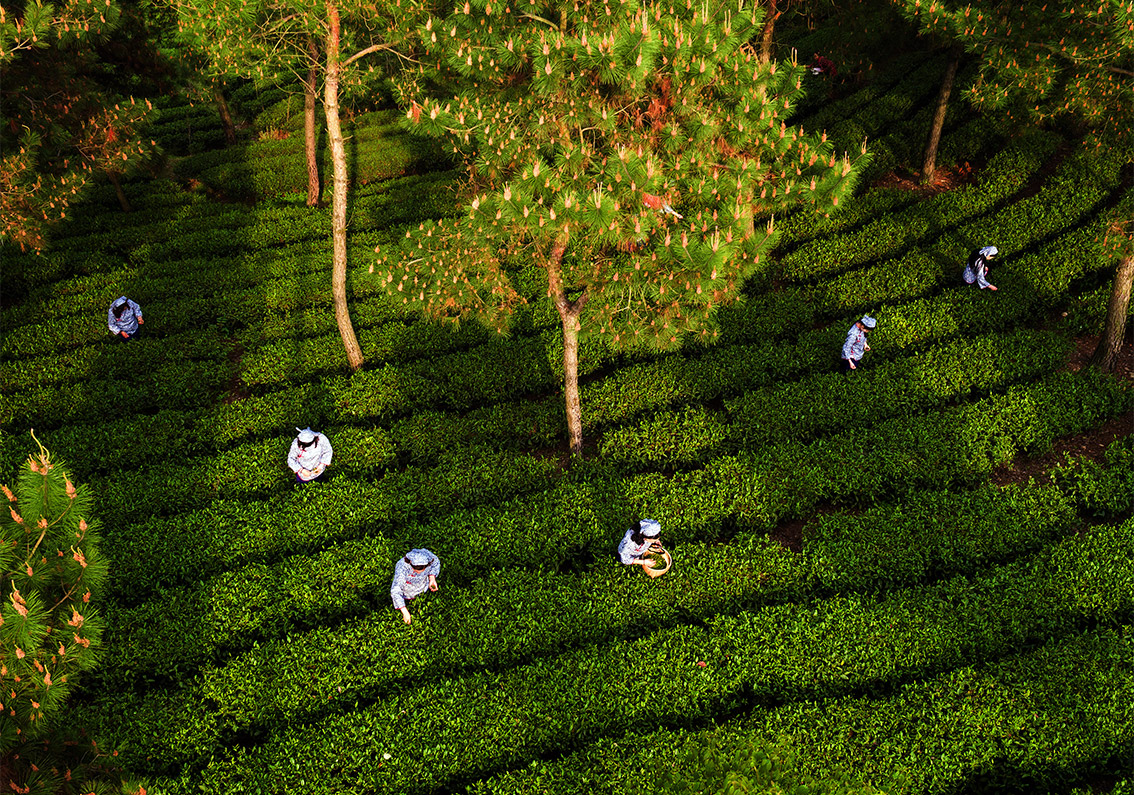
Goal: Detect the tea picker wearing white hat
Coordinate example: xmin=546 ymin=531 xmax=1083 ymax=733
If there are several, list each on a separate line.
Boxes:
xmin=391 ymin=549 xmax=440 ymax=624
xmin=618 ymin=519 xmax=663 ymax=567
xmin=841 ymin=315 xmax=877 ymax=372
xmin=963 ymin=246 xmax=999 ymax=291
xmin=288 ymin=427 xmax=333 ymax=483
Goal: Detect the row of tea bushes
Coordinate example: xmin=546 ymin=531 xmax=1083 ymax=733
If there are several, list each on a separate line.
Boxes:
xmin=0 ymin=170 xmax=460 ymax=338
xmin=1 ymin=296 xmax=1053 ymax=482
xmin=190 ymin=127 xmax=448 ymax=199
xmin=466 ymin=620 xmax=1134 ymax=795
xmin=89 ymin=474 xmax=1082 ymax=694
xmin=719 ymin=161 xmax=1125 ymax=354
xmin=1054 ymin=435 xmax=1134 ymax=520
xmin=38 ymin=161 xmax=451 ymax=266
xmin=779 ymin=128 xmax=1060 ymax=281
xmin=98 ymin=446 xmax=565 ymax=597
xmin=92 ymin=365 xmax=1130 ymax=611
xmin=169 ymin=109 xmax=405 ymax=180
xmin=104 ymin=518 xmax=1134 ymax=793
xmin=600 ymin=328 xmax=1069 ymax=467
xmin=790 ymin=51 xmax=935 ymax=132
xmin=0 ymin=234 xmax=441 ymax=363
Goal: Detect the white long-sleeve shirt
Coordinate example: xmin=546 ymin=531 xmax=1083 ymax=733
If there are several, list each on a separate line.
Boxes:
xmin=287 ymin=434 xmax=333 ymax=479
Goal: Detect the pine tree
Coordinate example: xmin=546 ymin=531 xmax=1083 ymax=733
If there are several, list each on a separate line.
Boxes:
xmin=0 ymin=439 xmax=133 ymax=794
xmin=372 ymin=0 xmax=870 ymax=454
xmin=169 ymin=0 xmax=424 ymax=371
xmin=893 ymin=0 xmax=1132 ymax=147
xmin=1 ymin=0 xmax=157 ymax=251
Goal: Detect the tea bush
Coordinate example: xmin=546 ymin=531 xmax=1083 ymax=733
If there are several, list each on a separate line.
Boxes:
xmin=4 ymin=60 xmax=1132 ymax=795
xmin=89 ymin=519 xmax=1133 ymax=791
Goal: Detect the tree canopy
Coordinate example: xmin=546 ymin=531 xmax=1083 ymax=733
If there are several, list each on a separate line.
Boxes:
xmin=1 ymin=0 xmax=157 ymax=251
xmin=373 ymin=0 xmax=870 ymax=451
xmin=894 ymin=0 xmax=1134 ymax=150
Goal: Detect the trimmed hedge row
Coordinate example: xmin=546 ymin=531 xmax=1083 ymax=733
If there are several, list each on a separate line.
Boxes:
xmin=99 ymin=446 xmax=563 ymax=597
xmin=1055 ymin=434 xmax=1134 ymax=520
xmin=778 ymin=128 xmax=1062 ymax=281
xmin=0 ymin=358 xmax=237 ymax=429
xmin=191 ymin=129 xmax=448 ymax=199
xmin=238 ymin=314 xmax=497 ymax=386
xmin=0 ymin=327 xmax=235 ymax=394
xmin=464 ymin=621 xmax=1134 ymax=795
xmin=598 ymin=328 xmax=1068 ymax=466
xmin=718 ymin=157 xmax=1125 ymax=353
xmin=92 ymin=365 xmax=1130 ymax=611
xmin=89 ymin=475 xmax=1080 ymax=694
xmin=32 ymin=165 xmax=453 ymax=268
xmin=0 ymin=242 xmax=429 ymax=365
xmin=98 ymin=519 xmax=1134 ymax=791
xmin=0 ymin=172 xmax=460 ymax=346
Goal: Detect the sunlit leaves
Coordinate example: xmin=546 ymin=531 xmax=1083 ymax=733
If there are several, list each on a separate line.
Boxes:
xmin=373 ymin=0 xmax=870 ymax=351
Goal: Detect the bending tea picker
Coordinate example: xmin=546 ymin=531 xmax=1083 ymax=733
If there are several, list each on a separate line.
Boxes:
xmin=288 ymin=427 xmax=333 ymax=483
xmin=107 ymin=296 xmax=144 ymax=341
xmin=618 ymin=518 xmax=671 ymax=577
xmin=963 ymin=246 xmax=999 ymax=291
xmin=391 ymin=549 xmax=440 ymax=624
xmin=841 ymin=315 xmax=876 ymax=373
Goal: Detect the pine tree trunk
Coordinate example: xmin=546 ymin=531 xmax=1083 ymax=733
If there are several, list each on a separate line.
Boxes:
xmin=106 ymin=169 xmax=131 ymax=213
xmin=305 ymin=39 xmax=322 ymax=207
xmin=1089 ymin=253 xmax=1134 ymax=372
xmin=921 ymin=50 xmax=960 ymax=184
xmin=560 ymin=307 xmax=583 ymax=455
xmin=324 ymin=2 xmax=364 ymax=372
xmin=547 ymin=236 xmax=586 ymax=455
xmin=214 ymin=87 xmax=237 ymax=147
xmin=758 ymin=0 xmax=779 ymax=64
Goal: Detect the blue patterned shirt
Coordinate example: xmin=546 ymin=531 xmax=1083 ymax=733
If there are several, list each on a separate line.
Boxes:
xmin=963 ymin=250 xmax=993 ymax=289
xmin=107 ymin=297 xmax=143 ymax=336
xmin=842 ymin=324 xmax=868 ymax=362
xmin=390 ymin=549 xmax=441 ymax=609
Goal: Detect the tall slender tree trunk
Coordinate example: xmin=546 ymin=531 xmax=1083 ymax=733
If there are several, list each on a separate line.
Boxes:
xmin=324 ymin=2 xmax=364 ymax=371
xmin=1089 ymin=253 xmax=1134 ymax=372
xmin=921 ymin=49 xmax=960 ymax=184
xmin=758 ymin=0 xmax=779 ymax=64
xmin=548 ymin=235 xmax=587 ymax=455
xmin=106 ymin=170 xmax=131 ymax=212
xmin=304 ymin=39 xmax=322 ymax=207
xmin=214 ymin=86 xmax=237 ymax=146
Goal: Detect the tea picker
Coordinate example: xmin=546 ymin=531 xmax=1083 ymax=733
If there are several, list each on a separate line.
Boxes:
xmin=618 ymin=519 xmax=672 ymax=578
xmin=963 ymin=246 xmax=999 ymax=291
xmin=288 ymin=427 xmax=333 ymax=483
xmin=391 ymin=549 xmax=440 ymax=624
xmin=107 ymin=296 xmax=144 ymax=341
xmin=841 ymin=315 xmax=876 ymax=372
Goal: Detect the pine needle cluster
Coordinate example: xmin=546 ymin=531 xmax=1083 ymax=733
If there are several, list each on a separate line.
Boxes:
xmin=1 ymin=438 xmax=107 ymax=749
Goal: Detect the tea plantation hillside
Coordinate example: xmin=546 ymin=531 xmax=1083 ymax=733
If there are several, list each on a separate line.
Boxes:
xmin=2 ymin=58 xmax=1132 ymax=795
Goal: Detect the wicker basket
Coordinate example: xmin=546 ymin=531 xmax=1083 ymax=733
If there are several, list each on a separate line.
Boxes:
xmin=642 ymin=545 xmax=672 ymax=578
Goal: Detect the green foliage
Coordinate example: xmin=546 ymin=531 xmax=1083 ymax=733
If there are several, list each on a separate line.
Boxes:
xmin=658 ymin=734 xmax=893 ymax=794
xmin=3 ymin=28 xmax=1133 ymax=794
xmin=376 ymin=0 xmax=871 ymax=342
xmin=0 ymin=441 xmax=107 ymax=745
xmin=894 ymin=0 xmax=1134 ymax=150
xmin=0 ymin=0 xmax=158 ymax=252
xmin=0 ymin=442 xmax=142 ymax=794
